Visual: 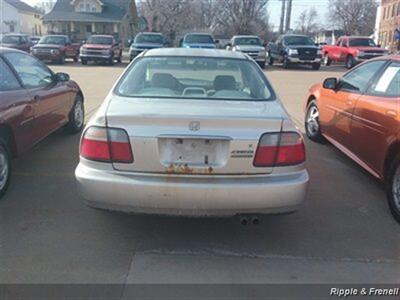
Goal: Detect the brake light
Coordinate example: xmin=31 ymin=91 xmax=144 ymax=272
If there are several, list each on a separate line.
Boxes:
xmin=80 ymin=127 xmax=133 ymax=163
xmin=253 ymin=132 xmax=305 ymax=167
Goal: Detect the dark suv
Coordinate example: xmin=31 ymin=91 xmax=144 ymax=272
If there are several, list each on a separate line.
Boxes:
xmin=129 ymin=32 xmax=166 ymax=61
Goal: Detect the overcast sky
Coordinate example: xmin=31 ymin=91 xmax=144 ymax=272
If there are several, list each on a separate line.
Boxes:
xmin=21 ymin=0 xmax=330 ymax=29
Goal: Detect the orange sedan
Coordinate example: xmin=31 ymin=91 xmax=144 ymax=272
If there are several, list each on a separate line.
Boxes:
xmin=305 ymin=55 xmax=400 ymax=223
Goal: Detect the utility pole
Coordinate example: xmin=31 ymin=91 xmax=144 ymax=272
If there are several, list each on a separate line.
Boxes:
xmin=279 ymin=0 xmax=286 ymax=34
xmin=285 ymin=0 xmax=293 ymax=33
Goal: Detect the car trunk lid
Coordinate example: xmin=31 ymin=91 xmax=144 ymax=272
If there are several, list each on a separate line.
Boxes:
xmin=106 ymin=96 xmax=285 ymax=175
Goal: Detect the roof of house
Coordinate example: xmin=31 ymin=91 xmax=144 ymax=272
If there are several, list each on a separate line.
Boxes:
xmin=4 ymin=0 xmax=41 ymax=14
xmin=43 ymin=0 xmax=131 ymax=23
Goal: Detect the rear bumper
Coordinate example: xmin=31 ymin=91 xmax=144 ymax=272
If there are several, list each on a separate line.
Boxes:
xmin=75 ymin=163 xmax=309 ymax=216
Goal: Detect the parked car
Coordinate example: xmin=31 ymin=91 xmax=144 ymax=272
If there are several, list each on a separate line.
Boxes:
xmin=180 ymin=33 xmax=218 ymax=49
xmin=75 ymin=48 xmax=309 ymax=217
xmin=31 ymin=35 xmax=80 ymax=64
xmin=304 ymin=56 xmax=400 ymax=223
xmin=129 ymin=32 xmax=167 ymax=62
xmin=322 ymin=36 xmax=388 ymax=69
xmin=30 ymin=36 xmax=41 ymax=45
xmin=226 ymin=35 xmax=267 ymax=68
xmin=0 ymin=34 xmax=32 ymax=52
xmin=80 ymin=35 xmax=122 ymax=65
xmin=268 ymin=34 xmax=322 ymax=70
xmin=0 ymin=48 xmax=85 ymax=198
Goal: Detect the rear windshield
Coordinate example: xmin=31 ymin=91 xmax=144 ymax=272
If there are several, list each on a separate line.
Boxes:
xmin=39 ymin=36 xmax=66 ymax=45
xmin=349 ymin=38 xmax=376 ymax=47
xmin=115 ymin=56 xmax=274 ymax=101
xmin=284 ymin=36 xmax=315 ymax=46
xmin=234 ymin=37 xmax=261 ymax=46
xmin=87 ymin=36 xmax=113 ymax=45
xmin=134 ymin=34 xmax=164 ymax=44
xmin=1 ymin=35 xmax=21 ymax=44
xmin=184 ymin=35 xmax=214 ymax=44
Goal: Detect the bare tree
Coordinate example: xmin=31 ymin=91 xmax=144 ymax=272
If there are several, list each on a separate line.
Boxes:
xmin=137 ymin=0 xmax=272 ymax=43
xmin=328 ymin=0 xmax=378 ymax=35
xmin=296 ymin=8 xmax=319 ymax=35
xmin=213 ymin=0 xmax=270 ymax=36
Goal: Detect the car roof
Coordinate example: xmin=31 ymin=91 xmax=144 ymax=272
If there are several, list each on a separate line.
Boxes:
xmin=89 ymin=34 xmax=114 ymax=38
xmin=43 ymin=34 xmax=68 ymax=38
xmin=2 ymin=33 xmax=29 ymax=37
xmin=372 ymin=55 xmax=400 ymax=62
xmin=185 ymin=33 xmax=213 ymax=36
xmin=137 ymin=32 xmax=163 ymax=36
xmin=282 ymin=34 xmax=309 ymax=38
xmin=143 ymin=48 xmax=248 ymax=60
xmin=232 ymin=35 xmax=259 ymax=39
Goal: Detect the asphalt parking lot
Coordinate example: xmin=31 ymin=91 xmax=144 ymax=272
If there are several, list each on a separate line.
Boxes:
xmin=0 ymin=61 xmax=399 ymax=287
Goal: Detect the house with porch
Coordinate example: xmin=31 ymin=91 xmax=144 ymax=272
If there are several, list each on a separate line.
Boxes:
xmin=42 ymin=0 xmax=137 ymax=43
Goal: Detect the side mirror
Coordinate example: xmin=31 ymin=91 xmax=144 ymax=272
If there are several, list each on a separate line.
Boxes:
xmin=377 ymin=44 xmax=381 ymax=48
xmin=215 ymin=39 xmax=220 ymax=44
xmin=323 ymin=77 xmax=338 ymax=90
xmin=56 ymin=72 xmax=70 ymax=82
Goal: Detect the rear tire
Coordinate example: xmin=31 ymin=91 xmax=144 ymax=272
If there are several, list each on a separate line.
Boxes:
xmin=268 ymin=53 xmax=274 ymax=66
xmin=65 ymin=95 xmax=84 ymax=134
xmin=108 ymin=56 xmax=114 ymax=66
xmin=346 ymin=55 xmax=355 ymax=69
xmin=323 ymin=54 xmax=332 ymax=66
xmin=312 ymin=63 xmax=321 ymax=70
xmin=59 ymin=54 xmax=65 ymax=65
xmin=0 ymin=139 xmax=11 ymax=200
xmin=387 ymin=155 xmax=400 ymax=224
xmin=305 ymin=100 xmax=324 ymax=143
xmin=282 ymin=55 xmax=290 ymax=69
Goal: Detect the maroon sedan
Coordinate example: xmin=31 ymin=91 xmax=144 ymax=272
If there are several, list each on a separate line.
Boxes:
xmin=0 ymin=34 xmax=33 ymax=52
xmin=0 ymin=47 xmax=85 ymax=198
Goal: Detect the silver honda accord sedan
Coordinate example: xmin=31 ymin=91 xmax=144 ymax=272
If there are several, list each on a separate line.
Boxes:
xmin=75 ymin=48 xmax=309 ymax=216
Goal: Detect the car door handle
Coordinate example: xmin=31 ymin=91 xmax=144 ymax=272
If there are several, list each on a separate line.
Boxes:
xmin=386 ymin=110 xmax=397 ymax=118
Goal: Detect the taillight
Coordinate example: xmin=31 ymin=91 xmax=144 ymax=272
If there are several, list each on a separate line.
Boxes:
xmin=253 ymin=132 xmax=305 ymax=167
xmin=80 ymin=126 xmax=133 ymax=163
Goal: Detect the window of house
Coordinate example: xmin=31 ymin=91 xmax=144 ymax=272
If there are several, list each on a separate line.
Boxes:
xmin=9 ymin=24 xmax=15 ymax=32
xmin=80 ymin=3 xmax=84 ymax=11
xmin=392 ymin=4 xmax=396 ymax=17
xmin=91 ymin=4 xmax=96 ymax=12
xmin=86 ymin=25 xmax=92 ymax=33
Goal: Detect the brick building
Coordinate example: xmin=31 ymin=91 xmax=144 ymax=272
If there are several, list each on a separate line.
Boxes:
xmin=378 ymin=0 xmax=400 ymax=53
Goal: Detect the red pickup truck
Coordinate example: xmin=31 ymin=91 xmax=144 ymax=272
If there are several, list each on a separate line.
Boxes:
xmin=79 ymin=35 xmax=123 ymax=65
xmin=322 ymin=36 xmax=388 ymax=69
xmin=31 ymin=35 xmax=81 ymax=64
